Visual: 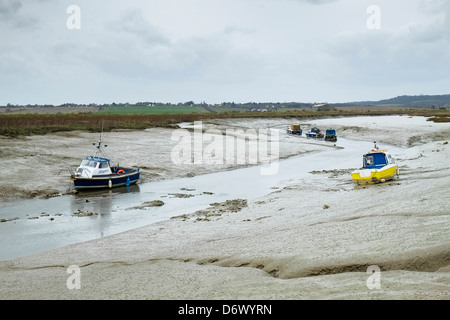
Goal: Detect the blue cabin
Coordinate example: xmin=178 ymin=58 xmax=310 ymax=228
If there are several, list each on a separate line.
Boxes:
xmin=363 ymin=151 xmax=395 ymax=169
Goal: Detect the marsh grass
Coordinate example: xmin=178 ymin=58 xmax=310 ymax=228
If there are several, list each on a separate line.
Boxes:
xmin=426 ymin=115 xmax=450 ymax=123
xmin=1 ymin=108 xmax=449 ymax=137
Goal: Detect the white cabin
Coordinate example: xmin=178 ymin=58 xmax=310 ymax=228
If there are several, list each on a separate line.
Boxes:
xmin=74 ymin=156 xmax=112 ymax=178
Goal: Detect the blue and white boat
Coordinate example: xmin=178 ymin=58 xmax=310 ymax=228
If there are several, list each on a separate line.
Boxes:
xmin=305 ymin=127 xmax=324 ymax=139
xmin=70 ymin=135 xmax=140 ymax=190
xmin=324 ymin=129 xmax=337 ymax=142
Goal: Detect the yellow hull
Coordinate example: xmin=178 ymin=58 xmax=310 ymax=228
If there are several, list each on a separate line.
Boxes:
xmin=352 ymin=164 xmax=399 ymax=185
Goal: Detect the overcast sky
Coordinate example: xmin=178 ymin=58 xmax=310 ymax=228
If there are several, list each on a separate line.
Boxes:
xmin=1 ymin=0 xmax=449 ymax=105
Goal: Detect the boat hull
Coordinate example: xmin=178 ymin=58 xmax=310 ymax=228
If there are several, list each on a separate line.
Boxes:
xmin=71 ymin=169 xmax=140 ymax=190
xmin=287 ymin=129 xmax=302 ymax=135
xmin=306 ymin=132 xmax=324 ymax=138
xmin=352 ymin=164 xmax=398 ymax=184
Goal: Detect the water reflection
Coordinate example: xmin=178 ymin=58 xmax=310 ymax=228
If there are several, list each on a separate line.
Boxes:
xmin=70 ymin=184 xmax=141 ymax=237
xmin=72 ymin=184 xmax=141 ymax=199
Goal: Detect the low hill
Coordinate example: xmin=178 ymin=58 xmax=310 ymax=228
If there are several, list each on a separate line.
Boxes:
xmin=340 ymin=94 xmax=450 ymax=109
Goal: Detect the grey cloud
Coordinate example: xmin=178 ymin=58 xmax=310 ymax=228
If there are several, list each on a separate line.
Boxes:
xmin=407 ymin=1 xmax=450 ymax=43
xmin=409 ymin=22 xmax=447 ymax=43
xmin=304 ymin=0 xmax=337 ymax=4
xmin=288 ymin=0 xmax=338 ymax=4
xmin=105 ymin=9 xmax=171 ymax=46
xmin=1 ymin=0 xmax=448 ymax=105
xmin=0 ymin=0 xmax=39 ymax=29
xmin=0 ymin=0 xmax=21 ymax=16
xmin=418 ymin=0 xmax=449 ymax=15
xmin=36 ymin=8 xmax=192 ymax=83
xmin=223 ymin=26 xmax=255 ymax=36
xmin=327 ymin=28 xmax=450 ymax=89
xmin=326 ymin=0 xmax=450 ymax=87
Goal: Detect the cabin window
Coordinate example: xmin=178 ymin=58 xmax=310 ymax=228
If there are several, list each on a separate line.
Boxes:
xmin=387 ymin=154 xmax=395 ymax=164
xmin=81 ymin=159 xmax=99 ymax=167
xmin=99 ymin=162 xmax=109 ymax=169
xmin=364 ymin=155 xmax=373 ymax=166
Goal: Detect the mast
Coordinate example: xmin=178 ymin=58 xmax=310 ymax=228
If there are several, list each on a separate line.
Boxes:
xmin=93 ymin=120 xmax=109 ymax=159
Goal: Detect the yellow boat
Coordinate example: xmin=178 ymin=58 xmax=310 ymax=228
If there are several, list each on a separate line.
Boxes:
xmin=352 ymin=142 xmax=399 ymax=185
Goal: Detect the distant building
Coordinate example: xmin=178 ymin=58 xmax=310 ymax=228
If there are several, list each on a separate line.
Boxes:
xmin=312 ymin=103 xmax=336 ymax=111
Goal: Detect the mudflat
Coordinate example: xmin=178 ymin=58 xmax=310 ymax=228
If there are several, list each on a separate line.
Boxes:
xmin=0 ymin=115 xmax=449 ymax=299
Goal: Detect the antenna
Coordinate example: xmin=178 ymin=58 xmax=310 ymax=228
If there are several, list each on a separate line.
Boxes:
xmin=93 ymin=120 xmax=108 ymax=159
xmin=99 ymin=120 xmax=104 ymax=145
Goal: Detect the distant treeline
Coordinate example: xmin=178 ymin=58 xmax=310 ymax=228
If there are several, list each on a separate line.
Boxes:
xmin=2 ymin=94 xmax=450 ymax=110
xmin=0 ymin=101 xmax=314 ymax=111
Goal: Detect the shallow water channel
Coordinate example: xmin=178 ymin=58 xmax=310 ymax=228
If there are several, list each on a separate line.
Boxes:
xmin=0 ymin=137 xmax=405 ymax=261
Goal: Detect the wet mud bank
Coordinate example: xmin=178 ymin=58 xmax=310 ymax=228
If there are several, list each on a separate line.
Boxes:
xmin=0 ymin=115 xmax=449 ymax=299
